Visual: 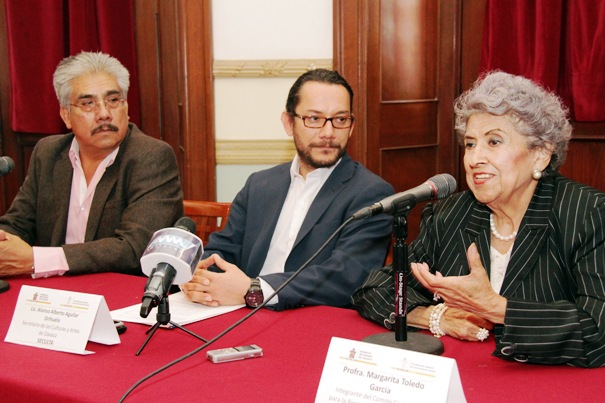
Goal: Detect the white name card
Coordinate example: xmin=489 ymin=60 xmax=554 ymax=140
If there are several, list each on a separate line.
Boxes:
xmin=4 ymin=285 xmax=120 ymax=355
xmin=315 ymin=337 xmax=466 ymax=403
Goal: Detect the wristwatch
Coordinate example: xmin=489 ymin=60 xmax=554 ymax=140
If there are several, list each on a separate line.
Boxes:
xmin=245 ymin=278 xmax=264 ymax=308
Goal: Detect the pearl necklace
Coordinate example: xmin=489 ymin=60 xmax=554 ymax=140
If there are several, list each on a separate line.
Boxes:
xmin=490 ymin=214 xmax=517 ymax=242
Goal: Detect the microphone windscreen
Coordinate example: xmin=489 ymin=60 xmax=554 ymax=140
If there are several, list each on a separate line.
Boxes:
xmin=175 ymin=216 xmax=197 ymax=234
xmin=431 ymin=174 xmax=457 ymax=199
xmin=0 ymin=156 xmax=15 ymax=175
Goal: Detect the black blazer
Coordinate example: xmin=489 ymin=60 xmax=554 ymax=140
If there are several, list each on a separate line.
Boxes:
xmin=204 ymin=154 xmax=394 ymax=310
xmin=352 ymin=173 xmax=605 ymax=367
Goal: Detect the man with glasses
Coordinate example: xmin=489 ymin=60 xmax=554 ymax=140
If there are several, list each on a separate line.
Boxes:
xmin=182 ymin=69 xmax=394 ymax=310
xmin=0 ymin=51 xmax=183 ymax=278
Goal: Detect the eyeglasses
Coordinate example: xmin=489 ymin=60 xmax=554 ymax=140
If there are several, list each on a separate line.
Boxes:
xmin=293 ymin=113 xmax=354 ymax=129
xmin=70 ymin=96 xmax=126 ymax=113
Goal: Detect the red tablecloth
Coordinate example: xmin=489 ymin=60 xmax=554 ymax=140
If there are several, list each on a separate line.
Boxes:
xmin=1 ymin=273 xmax=604 ymax=402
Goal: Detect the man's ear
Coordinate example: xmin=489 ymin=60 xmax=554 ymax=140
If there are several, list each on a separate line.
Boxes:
xmin=281 ymin=111 xmax=294 ymax=137
xmin=60 ymin=107 xmax=72 ymax=129
xmin=348 ymin=114 xmax=355 ymax=139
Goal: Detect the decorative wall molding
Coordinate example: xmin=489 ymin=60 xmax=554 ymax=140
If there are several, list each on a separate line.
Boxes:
xmin=214 ymin=59 xmax=332 ymax=78
xmin=216 ymin=139 xmax=296 ymax=165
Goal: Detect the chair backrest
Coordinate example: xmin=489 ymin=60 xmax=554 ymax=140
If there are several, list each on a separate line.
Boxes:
xmin=384 ymin=240 xmax=393 ymax=266
xmin=183 ymin=200 xmax=232 ymax=244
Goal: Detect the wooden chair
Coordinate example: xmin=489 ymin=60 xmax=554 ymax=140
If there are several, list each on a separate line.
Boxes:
xmin=183 ymin=200 xmax=232 ymax=244
xmin=384 ymin=240 xmax=394 ymax=266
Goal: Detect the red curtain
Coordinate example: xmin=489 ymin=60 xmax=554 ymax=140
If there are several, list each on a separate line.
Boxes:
xmin=565 ymin=0 xmax=605 ymax=121
xmin=4 ymin=0 xmax=140 ymax=134
xmin=480 ymin=0 xmax=605 ymax=122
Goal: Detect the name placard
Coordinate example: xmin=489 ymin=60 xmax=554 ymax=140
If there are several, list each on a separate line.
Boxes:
xmin=315 ymin=337 xmax=466 ymax=403
xmin=4 ymin=285 xmax=120 ymax=355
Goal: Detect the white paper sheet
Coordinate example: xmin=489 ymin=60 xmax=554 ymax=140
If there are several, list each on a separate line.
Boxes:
xmin=110 ymin=291 xmax=244 ymax=326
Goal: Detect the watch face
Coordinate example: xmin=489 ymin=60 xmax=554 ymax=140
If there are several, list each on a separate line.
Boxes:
xmin=246 ymin=290 xmax=263 ymax=308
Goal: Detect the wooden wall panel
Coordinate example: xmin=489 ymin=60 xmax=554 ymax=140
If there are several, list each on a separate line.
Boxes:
xmin=380 ymin=103 xmax=438 ymax=147
xmin=381 ymin=146 xmax=439 ymax=233
xmin=133 ymin=2 xmax=161 ymax=141
xmin=380 ymin=0 xmax=438 ymax=101
xmin=134 ymin=0 xmax=215 ymax=201
xmin=560 ymin=139 xmax=605 ymax=192
xmin=333 ymin=1 xmax=367 ymax=165
xmin=371 ymin=0 xmax=459 ymax=239
xmin=178 ymin=0 xmax=216 ymax=201
xmin=381 ymin=147 xmax=438 ymax=191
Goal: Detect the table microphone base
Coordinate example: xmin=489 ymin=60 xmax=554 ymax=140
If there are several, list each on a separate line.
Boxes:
xmin=363 ymin=332 xmax=444 ymax=355
xmin=136 ymin=295 xmax=207 ymax=356
xmin=0 ymin=280 xmax=9 ymax=294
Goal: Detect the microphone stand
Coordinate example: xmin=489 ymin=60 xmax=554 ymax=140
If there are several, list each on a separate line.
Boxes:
xmin=120 ymin=217 xmax=356 ymax=402
xmin=136 ymin=294 xmax=208 ymax=356
xmin=363 ymin=203 xmax=443 ymax=354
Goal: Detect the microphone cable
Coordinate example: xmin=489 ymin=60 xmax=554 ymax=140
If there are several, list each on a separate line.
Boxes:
xmin=118 ymin=215 xmax=355 ymax=402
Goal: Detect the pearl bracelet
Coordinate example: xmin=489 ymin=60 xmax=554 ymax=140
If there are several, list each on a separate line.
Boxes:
xmin=429 ymin=303 xmax=448 ymax=338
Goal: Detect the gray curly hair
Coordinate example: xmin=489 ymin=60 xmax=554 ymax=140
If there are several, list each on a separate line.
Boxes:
xmin=454 ymin=71 xmax=572 ymax=172
xmin=53 ymin=51 xmax=130 ymax=109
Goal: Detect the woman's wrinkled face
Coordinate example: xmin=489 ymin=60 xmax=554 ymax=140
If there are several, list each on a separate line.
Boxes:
xmin=463 ymin=113 xmax=548 ymax=210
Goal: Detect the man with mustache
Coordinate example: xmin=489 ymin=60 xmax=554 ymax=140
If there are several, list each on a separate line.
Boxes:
xmin=181 ymin=69 xmax=393 ymax=310
xmin=0 ymin=51 xmax=183 ymax=278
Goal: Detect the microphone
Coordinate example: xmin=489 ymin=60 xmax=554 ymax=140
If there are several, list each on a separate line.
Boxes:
xmin=0 ymin=156 xmax=15 ymax=177
xmin=139 ymin=217 xmax=203 ymax=318
xmin=352 ymin=174 xmax=457 ymax=220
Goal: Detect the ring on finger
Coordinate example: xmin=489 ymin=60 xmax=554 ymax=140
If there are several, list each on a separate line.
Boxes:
xmin=476 ymin=327 xmax=489 ymax=342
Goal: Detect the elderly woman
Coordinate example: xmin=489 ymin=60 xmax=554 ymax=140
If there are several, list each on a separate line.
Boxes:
xmin=352 ymin=71 xmax=605 ymax=367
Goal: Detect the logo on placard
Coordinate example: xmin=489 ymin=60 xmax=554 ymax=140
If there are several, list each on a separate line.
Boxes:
xmin=342 ymin=347 xmax=374 ymax=364
xmin=28 ymin=291 xmax=50 ymax=304
xmin=60 ymin=297 xmax=91 ymax=310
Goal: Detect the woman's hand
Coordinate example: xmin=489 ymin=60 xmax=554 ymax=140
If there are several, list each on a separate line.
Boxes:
xmin=410 ymin=243 xmax=507 ymax=324
xmin=408 ymin=305 xmax=494 ymax=342
xmin=439 ymin=306 xmax=494 ymax=341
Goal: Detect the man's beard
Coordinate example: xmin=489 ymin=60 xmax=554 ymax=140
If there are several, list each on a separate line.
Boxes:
xmin=295 ymin=137 xmax=348 ymax=170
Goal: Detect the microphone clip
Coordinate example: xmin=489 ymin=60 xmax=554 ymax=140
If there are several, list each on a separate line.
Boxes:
xmin=391 ymin=196 xmax=415 ymax=217
xmin=140 ymin=263 xmax=177 ymax=318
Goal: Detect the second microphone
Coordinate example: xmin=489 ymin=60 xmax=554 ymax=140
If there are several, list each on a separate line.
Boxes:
xmin=140 ymin=217 xmax=203 ymax=318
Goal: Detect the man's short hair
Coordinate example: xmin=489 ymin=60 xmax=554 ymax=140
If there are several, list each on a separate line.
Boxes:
xmin=285 ymin=69 xmax=354 ymax=114
xmin=53 ymin=51 xmax=130 ymax=108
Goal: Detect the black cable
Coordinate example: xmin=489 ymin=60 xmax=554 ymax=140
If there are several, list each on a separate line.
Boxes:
xmin=118 ymin=216 xmax=355 ymax=402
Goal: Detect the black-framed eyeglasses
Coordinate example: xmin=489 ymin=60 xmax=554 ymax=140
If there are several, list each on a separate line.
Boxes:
xmin=292 ymin=113 xmax=354 ymax=129
xmin=70 ymin=96 xmax=126 ymax=113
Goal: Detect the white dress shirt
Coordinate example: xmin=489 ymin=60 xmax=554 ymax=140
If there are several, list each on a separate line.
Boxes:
xmin=257 ymin=155 xmax=339 ymax=304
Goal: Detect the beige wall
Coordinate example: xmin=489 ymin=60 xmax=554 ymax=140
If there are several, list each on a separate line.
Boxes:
xmin=212 ymin=0 xmax=333 ymax=202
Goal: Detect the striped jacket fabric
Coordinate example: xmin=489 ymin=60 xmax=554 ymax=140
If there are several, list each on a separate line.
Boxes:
xmin=352 ymin=173 xmax=605 ymax=367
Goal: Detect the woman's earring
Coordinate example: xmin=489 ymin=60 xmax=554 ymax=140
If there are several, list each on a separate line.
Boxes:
xmin=532 ymin=169 xmax=542 ymax=180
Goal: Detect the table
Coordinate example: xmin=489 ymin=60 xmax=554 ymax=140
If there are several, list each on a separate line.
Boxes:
xmin=1 ymin=273 xmax=604 ymax=402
